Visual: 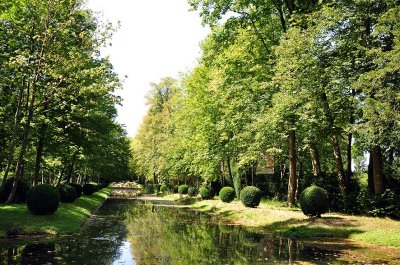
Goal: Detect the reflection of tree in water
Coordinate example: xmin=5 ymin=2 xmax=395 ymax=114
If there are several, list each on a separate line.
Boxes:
xmin=125 ymin=203 xmax=341 ymax=265
xmin=0 ymin=200 xmax=341 ymax=264
xmin=0 ymin=200 xmax=130 ymax=265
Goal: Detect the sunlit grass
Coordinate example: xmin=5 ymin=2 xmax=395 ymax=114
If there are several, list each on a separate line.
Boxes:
xmin=189 ymin=197 xmax=400 ymax=247
xmin=0 ymin=187 xmax=111 ymax=238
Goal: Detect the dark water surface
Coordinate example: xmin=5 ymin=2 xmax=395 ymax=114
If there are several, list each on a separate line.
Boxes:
xmin=0 ymin=196 xmax=380 ymax=264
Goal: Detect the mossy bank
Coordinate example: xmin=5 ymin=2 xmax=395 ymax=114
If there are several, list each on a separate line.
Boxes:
xmin=0 ymin=187 xmax=112 ymax=238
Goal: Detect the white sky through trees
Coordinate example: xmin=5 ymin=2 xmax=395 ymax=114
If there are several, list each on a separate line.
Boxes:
xmin=87 ymin=0 xmax=210 ymax=136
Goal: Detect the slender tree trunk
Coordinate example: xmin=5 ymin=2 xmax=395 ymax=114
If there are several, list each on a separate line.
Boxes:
xmin=275 ymin=0 xmax=287 ymax=33
xmin=296 ymin=159 xmax=303 ymax=200
xmin=220 ymin=161 xmax=225 ymax=187
xmin=227 ymin=157 xmax=234 ymax=187
xmin=6 ymin=93 xmax=36 ymax=203
xmin=367 ymin=153 xmax=374 ymax=193
xmin=346 ymin=89 xmax=356 ymax=184
xmin=33 ymin=124 xmax=46 ymax=186
xmin=320 ymin=92 xmax=348 ymax=198
xmin=309 ymin=143 xmax=321 ymax=178
xmin=56 ymin=165 xmax=67 ymax=186
xmin=2 ymin=86 xmax=24 ymax=185
xmin=287 ymin=129 xmax=297 ymax=206
xmin=371 ymin=146 xmax=384 ymax=194
xmin=66 ymin=154 xmax=76 ymax=183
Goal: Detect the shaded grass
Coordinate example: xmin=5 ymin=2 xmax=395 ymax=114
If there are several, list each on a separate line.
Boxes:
xmin=189 ymin=198 xmax=400 ymax=247
xmin=0 ymin=187 xmax=111 ymax=238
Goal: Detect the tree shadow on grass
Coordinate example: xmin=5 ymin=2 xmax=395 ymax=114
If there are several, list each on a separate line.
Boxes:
xmin=263 ymin=217 xmax=364 ymax=240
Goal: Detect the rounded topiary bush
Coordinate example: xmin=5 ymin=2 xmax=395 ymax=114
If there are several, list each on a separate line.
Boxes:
xmin=178 ymin=184 xmax=189 ymax=195
xmin=58 ymin=184 xmax=77 ymax=203
xmin=3 ymin=179 xmax=29 ymax=203
xmin=199 ymin=187 xmax=213 ymax=200
xmin=160 ymin=184 xmax=169 ymax=193
xmin=82 ymin=184 xmax=96 ymax=196
xmin=27 ymin=184 xmax=60 ymax=215
xmin=188 ymin=187 xmax=198 ymax=197
xmin=240 ymin=186 xmax=262 ymax=207
xmin=69 ymin=183 xmax=83 ymax=198
xmin=300 ymin=185 xmax=329 ymax=217
xmin=219 ymin=187 xmax=235 ymax=203
xmin=173 ymin=185 xmax=179 ymax=193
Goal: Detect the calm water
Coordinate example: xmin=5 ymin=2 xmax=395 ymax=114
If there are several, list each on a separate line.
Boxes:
xmin=0 ymin=196 xmax=356 ymax=264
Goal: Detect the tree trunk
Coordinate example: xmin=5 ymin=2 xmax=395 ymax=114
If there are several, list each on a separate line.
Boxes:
xmin=56 ymin=165 xmax=67 ymax=186
xmin=220 ymin=161 xmax=225 ymax=187
xmin=320 ymin=92 xmax=348 ymax=198
xmin=2 ymin=86 xmax=24 ymax=185
xmin=287 ymin=129 xmax=297 ymax=206
xmin=309 ymin=143 xmax=321 ymax=178
xmin=66 ymin=154 xmax=76 ymax=183
xmin=367 ymin=153 xmax=374 ymax=193
xmin=371 ymin=145 xmax=384 ymax=194
xmin=33 ymin=124 xmax=46 ymax=186
xmin=6 ymin=93 xmax=36 ymax=204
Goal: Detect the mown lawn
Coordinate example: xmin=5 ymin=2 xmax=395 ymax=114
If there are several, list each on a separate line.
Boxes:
xmin=189 ymin=198 xmax=400 ymax=247
xmin=0 ymin=187 xmax=111 ymax=238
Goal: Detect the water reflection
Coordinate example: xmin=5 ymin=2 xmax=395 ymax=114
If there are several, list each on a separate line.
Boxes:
xmin=1 ymin=198 xmax=343 ymax=264
xmin=124 ymin=202 xmax=339 ymax=264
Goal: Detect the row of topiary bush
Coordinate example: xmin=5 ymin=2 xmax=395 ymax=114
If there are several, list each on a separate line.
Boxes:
xmin=0 ymin=180 xmax=108 ymax=215
xmin=141 ymin=181 xmax=330 ymax=218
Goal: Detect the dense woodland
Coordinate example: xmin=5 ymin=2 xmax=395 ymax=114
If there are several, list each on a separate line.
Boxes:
xmin=132 ymin=0 xmax=400 ymax=214
xmin=0 ymin=0 xmax=131 ymax=203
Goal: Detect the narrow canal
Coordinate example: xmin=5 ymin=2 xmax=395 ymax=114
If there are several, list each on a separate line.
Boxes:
xmin=0 ymin=189 xmax=388 ymax=264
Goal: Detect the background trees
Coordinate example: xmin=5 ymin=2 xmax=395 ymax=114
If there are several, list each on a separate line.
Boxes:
xmin=0 ymin=0 xmax=131 ymax=203
xmin=132 ymin=0 xmax=400 ymax=214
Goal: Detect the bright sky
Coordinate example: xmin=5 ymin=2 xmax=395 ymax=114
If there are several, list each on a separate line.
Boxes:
xmin=86 ymin=0 xmax=210 ymax=137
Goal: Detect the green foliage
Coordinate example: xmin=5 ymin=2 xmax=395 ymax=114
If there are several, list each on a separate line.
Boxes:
xmin=27 ymin=184 xmax=60 ymax=215
xmin=300 ymin=186 xmax=329 ymax=217
xmin=68 ymin=184 xmax=83 ymax=198
xmin=2 ymin=179 xmax=29 ymax=203
xmin=188 ymin=187 xmax=199 ymax=197
xmin=82 ymin=184 xmax=96 ymax=196
xmin=154 ymin=184 xmax=161 ymax=193
xmin=199 ymin=187 xmax=213 ymax=200
xmin=219 ymin=187 xmax=235 ymax=203
xmin=58 ymin=184 xmax=77 ymax=203
xmin=178 ymin=185 xmax=189 ymax=195
xmin=240 ymin=186 xmax=262 ymax=208
xmin=358 ymin=189 xmax=400 ymax=218
xmin=160 ymin=184 xmax=169 ymax=193
xmin=143 ymin=184 xmax=155 ymax=194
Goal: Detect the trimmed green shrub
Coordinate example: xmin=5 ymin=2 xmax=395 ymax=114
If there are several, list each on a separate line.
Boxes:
xmin=300 ymin=185 xmax=329 ymax=217
xmin=188 ymin=187 xmax=198 ymax=197
xmin=3 ymin=179 xmax=29 ymax=203
xmin=199 ymin=187 xmax=213 ymax=199
xmin=82 ymin=184 xmax=96 ymax=195
xmin=69 ymin=183 xmax=83 ymax=198
xmin=173 ymin=185 xmax=179 ymax=193
xmin=178 ymin=184 xmax=189 ymax=194
xmin=240 ymin=186 xmax=262 ymax=207
xmin=219 ymin=187 xmax=235 ymax=203
xmin=58 ymin=184 xmax=77 ymax=203
xmin=27 ymin=184 xmax=60 ymax=215
xmin=160 ymin=184 xmax=169 ymax=193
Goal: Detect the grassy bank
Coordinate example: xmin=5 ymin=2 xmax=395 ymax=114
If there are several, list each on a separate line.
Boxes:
xmin=0 ymin=187 xmax=112 ymax=238
xmin=165 ymin=194 xmax=400 ymax=248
